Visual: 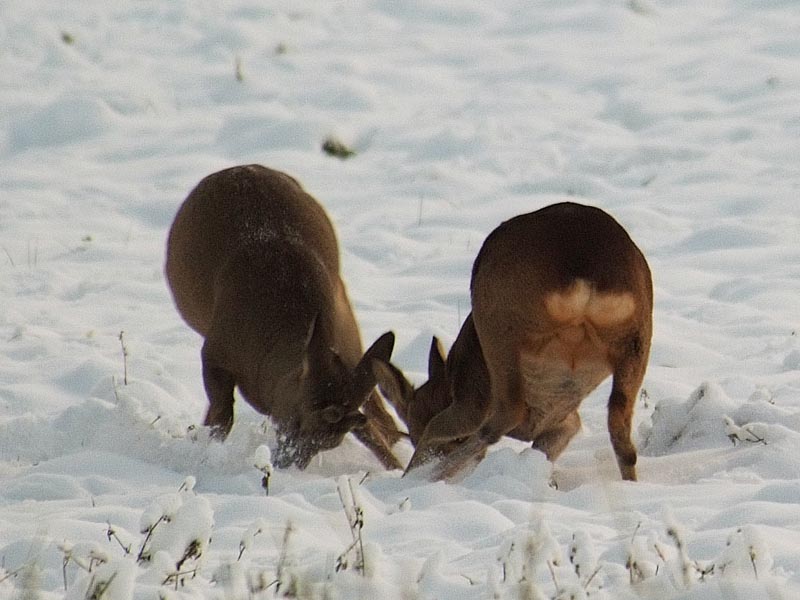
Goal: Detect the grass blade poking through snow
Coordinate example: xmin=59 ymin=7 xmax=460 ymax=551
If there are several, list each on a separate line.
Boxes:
xmin=336 ymin=475 xmax=366 ymax=575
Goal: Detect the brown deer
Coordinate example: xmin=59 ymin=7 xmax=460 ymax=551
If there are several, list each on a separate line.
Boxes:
xmin=376 ymin=202 xmax=652 ymax=481
xmin=165 ymin=164 xmax=402 ymax=470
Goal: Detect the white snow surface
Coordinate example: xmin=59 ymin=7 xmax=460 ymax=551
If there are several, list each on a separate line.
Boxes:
xmin=2 ymin=1 xmax=800 ymax=598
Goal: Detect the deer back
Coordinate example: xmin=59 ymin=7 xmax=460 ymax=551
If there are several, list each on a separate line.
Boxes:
xmin=470 ymin=202 xmax=652 ymax=421
xmin=377 ymin=202 xmax=652 ymax=480
xmin=166 ymin=165 xmax=343 ymax=335
xmin=165 ymin=164 xmax=400 ymax=469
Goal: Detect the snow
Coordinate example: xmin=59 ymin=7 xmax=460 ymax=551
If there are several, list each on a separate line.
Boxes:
xmin=1 ymin=0 xmax=800 ymax=598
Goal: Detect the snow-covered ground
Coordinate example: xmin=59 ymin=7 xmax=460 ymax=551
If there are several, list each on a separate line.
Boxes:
xmin=2 ymin=1 xmax=799 ymax=598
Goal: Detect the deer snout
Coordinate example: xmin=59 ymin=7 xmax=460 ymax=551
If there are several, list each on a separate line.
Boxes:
xmin=272 ymin=407 xmax=370 ymax=469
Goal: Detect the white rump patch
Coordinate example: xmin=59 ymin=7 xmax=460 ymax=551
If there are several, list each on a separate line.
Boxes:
xmin=545 ymin=279 xmax=635 ymax=326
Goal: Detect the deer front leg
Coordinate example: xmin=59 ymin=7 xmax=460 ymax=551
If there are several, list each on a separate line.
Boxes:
xmin=477 ymin=366 xmax=528 ymax=444
xmin=531 ymin=410 xmax=582 ymax=461
xmin=352 ymin=421 xmax=403 ymax=470
xmin=353 ymin=390 xmax=403 ymax=470
xmin=362 ymin=390 xmax=404 ymax=447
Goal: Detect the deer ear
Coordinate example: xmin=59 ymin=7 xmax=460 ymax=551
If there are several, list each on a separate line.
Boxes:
xmin=363 ymin=331 xmax=395 ymax=364
xmin=352 ymin=331 xmax=396 ymax=401
xmin=428 ymin=337 xmax=446 ymax=381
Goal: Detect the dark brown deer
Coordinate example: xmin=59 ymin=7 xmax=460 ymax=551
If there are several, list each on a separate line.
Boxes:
xmin=376 ymin=202 xmax=652 ymax=481
xmin=165 ymin=164 xmax=402 ymax=470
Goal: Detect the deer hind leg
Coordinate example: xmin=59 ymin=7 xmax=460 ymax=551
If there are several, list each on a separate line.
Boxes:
xmin=607 ymin=334 xmax=649 ymax=481
xmin=201 ymin=342 xmax=236 ymax=439
xmin=532 ymin=410 xmax=582 ymax=462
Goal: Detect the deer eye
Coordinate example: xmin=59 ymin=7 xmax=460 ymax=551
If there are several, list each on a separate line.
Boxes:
xmin=321 ymin=405 xmax=344 ymax=423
